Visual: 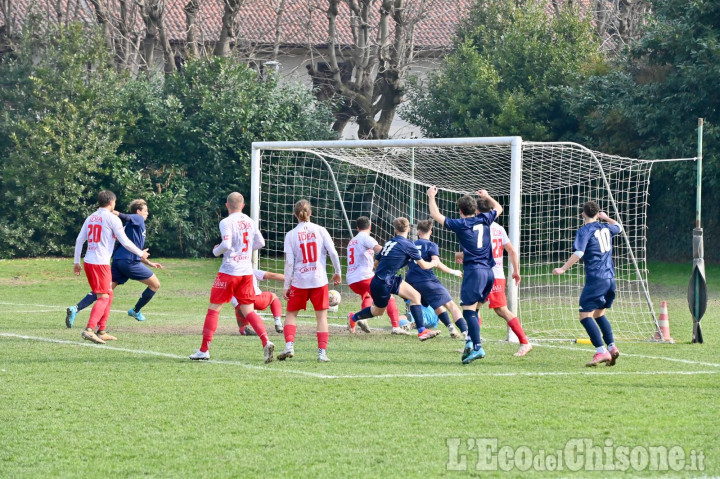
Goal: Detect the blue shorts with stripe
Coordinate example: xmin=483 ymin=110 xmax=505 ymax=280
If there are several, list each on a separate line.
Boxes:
xmin=579 ymin=277 xmax=616 ymax=312
xmin=370 ymin=275 xmax=403 ymax=308
xmin=111 ymin=259 xmax=153 ymax=285
xmin=407 ymin=278 xmax=452 ymax=310
xmin=460 ymin=267 xmax=494 ymax=306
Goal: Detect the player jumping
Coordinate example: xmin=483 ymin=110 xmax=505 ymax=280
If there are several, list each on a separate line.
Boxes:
xmin=346 ymin=216 xmax=406 ymax=335
xmin=65 ymin=199 xmax=163 ymax=328
xmin=405 ymin=219 xmax=466 ymax=339
xmin=72 ymin=191 xmax=149 ymax=344
xmin=189 ymin=192 xmax=274 ymax=363
xmin=347 ymin=217 xmax=441 ymax=341
xmin=428 ymin=186 xmax=501 ymax=364
xmin=277 ymin=200 xmax=342 ymax=363
xmin=553 ymin=201 xmax=621 ymax=367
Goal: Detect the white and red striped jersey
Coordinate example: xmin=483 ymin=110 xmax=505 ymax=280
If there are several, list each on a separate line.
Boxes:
xmin=283 ymin=221 xmax=341 ymax=290
xmin=346 ymin=231 xmax=379 ymax=285
xmin=74 ymin=208 xmax=144 ymax=265
xmin=213 ymin=212 xmax=264 ymax=276
xmin=490 ymin=222 xmax=510 ymax=280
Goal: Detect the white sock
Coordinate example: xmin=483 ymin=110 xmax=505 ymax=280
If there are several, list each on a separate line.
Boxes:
xmin=286 ymin=341 xmax=294 ymax=350
xmin=608 ymin=342 xmax=615 ymax=350
xmin=596 ymin=346 xmax=607 ymax=354
xmin=274 ymin=317 xmax=282 ymax=324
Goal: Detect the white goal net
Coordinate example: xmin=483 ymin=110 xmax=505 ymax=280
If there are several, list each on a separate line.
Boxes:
xmin=251 ymin=137 xmax=663 ymax=341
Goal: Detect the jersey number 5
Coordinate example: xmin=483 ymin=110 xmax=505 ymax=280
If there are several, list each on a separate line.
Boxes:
xmin=594 ymin=228 xmax=612 ymax=253
xmin=300 ymin=242 xmax=318 ymax=263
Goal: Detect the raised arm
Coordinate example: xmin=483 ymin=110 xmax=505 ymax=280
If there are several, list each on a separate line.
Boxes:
xmin=477 ymin=189 xmax=503 ymax=218
xmin=427 ymin=185 xmax=446 ymax=225
xmin=597 ymin=211 xmax=622 ymax=231
xmin=415 ymin=258 xmax=438 ymax=270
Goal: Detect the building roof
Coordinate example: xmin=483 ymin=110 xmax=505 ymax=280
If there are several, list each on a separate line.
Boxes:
xmin=2 ymin=0 xmax=472 ymax=49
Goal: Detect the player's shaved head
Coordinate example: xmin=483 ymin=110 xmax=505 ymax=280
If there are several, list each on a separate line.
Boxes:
xmin=393 ymin=217 xmax=410 ymax=233
xmin=583 ymin=201 xmax=600 ymax=218
xmin=356 ymin=216 xmax=371 ymax=230
xmin=476 ymin=198 xmax=492 ymax=213
xmin=227 ymin=192 xmax=244 ymax=211
xmin=416 ymin=219 xmax=433 ymax=234
xmin=457 ymin=195 xmax=476 ymax=216
xmin=294 ymin=199 xmax=312 ymax=222
xmin=97 ymin=190 xmax=116 ymax=207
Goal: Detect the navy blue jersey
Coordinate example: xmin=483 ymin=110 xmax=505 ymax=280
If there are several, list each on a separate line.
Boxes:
xmin=113 ymin=213 xmax=146 ymax=262
xmin=573 ymin=222 xmax=622 ymax=280
xmin=444 ymin=211 xmax=497 ymax=269
xmin=373 ymin=235 xmax=422 ymax=282
xmin=405 ymin=238 xmax=440 ymax=284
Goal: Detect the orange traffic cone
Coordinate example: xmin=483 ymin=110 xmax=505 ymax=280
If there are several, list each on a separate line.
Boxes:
xmin=655 ymin=301 xmax=674 ymax=343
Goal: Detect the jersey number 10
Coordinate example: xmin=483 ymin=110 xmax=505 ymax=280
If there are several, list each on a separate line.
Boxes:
xmin=300 ymin=242 xmax=318 ymax=263
xmin=594 ymin=228 xmax=612 ymax=253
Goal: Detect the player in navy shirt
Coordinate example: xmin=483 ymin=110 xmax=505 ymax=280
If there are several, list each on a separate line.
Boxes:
xmin=348 ymin=217 xmax=442 ymax=341
xmin=428 ymin=186 xmax=503 ymax=364
xmin=553 ymin=201 xmax=622 ymax=367
xmin=65 ymin=199 xmax=163 ymax=330
xmin=405 ymin=219 xmax=466 ymax=339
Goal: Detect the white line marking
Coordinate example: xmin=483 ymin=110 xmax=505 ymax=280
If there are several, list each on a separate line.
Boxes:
xmin=2 ymin=332 xmax=717 ymax=380
xmin=534 ymin=342 xmax=720 ymax=368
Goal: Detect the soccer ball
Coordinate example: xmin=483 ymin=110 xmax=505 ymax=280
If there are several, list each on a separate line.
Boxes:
xmin=328 ymin=289 xmax=341 ymax=307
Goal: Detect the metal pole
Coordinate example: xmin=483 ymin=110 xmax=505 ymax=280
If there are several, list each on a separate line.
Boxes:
xmin=250 ymin=146 xmax=262 ymax=269
xmin=696 ymin=118 xmax=703 ymax=228
xmin=410 ymin=148 xmax=416 ymax=240
xmin=507 ymin=137 xmax=523 ymax=342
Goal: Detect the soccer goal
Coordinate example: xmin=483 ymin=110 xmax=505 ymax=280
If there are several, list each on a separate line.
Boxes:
xmin=250 ymin=137 xmax=664 ymax=342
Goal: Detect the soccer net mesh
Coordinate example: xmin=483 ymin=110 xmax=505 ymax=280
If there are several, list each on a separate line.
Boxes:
xmin=253 ymin=139 xmax=661 ymax=341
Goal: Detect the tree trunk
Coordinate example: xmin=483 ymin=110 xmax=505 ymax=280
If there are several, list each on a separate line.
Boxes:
xmin=184 ymin=0 xmax=200 ymax=59
xmin=214 ymin=0 xmax=244 ymax=57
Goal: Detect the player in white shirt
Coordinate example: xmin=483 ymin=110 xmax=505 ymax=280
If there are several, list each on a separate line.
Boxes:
xmin=277 ymin=200 xmax=341 ymax=363
xmin=455 ymin=211 xmax=532 ymax=357
xmin=189 ymin=192 xmax=274 ymax=363
xmin=346 ymin=216 xmax=405 ymax=334
xmin=73 ymin=190 xmax=149 ymax=345
xmin=231 ymin=269 xmax=285 ymax=335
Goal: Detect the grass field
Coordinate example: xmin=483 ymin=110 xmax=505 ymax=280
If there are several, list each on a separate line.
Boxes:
xmin=0 ymin=258 xmax=718 ymax=478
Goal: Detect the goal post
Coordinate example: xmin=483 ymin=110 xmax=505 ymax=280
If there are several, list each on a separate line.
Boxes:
xmin=250 ymin=137 xmax=664 ymax=342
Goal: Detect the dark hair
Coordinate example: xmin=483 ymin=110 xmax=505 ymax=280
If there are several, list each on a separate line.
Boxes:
xmin=583 ymin=201 xmax=600 ymax=218
xmin=393 ymin=217 xmax=410 ymax=233
xmin=97 ymin=190 xmax=116 ymax=207
xmin=416 ymin=219 xmax=433 ymax=234
xmin=356 ymin=216 xmax=371 ymax=230
xmin=129 ymin=199 xmax=147 ymax=214
xmin=476 ymin=198 xmax=493 ymax=213
xmin=457 ymin=195 xmax=476 ymax=216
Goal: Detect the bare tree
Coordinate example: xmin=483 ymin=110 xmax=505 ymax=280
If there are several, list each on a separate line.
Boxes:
xmin=138 ymin=0 xmax=174 ymax=73
xmin=214 ymin=0 xmax=245 ymax=57
xmin=184 ymin=0 xmax=201 ymax=58
xmin=307 ymin=0 xmax=436 ymax=139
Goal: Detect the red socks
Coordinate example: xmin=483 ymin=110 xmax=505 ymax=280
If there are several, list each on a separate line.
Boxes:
xmin=284 ymin=324 xmax=297 ymax=343
xmin=96 ymin=290 xmax=114 ymax=331
xmin=86 ymin=294 xmax=111 ymax=330
xmin=361 ymin=294 xmax=372 ymax=309
xmin=507 ymin=317 xmax=528 ymax=344
xmin=270 ymin=297 xmax=282 ymax=318
xmin=244 ymin=311 xmax=268 ymax=347
xmin=387 ymin=297 xmax=400 ymax=328
xmin=201 ymin=309 xmax=220 ymax=352
xmin=317 ymin=331 xmax=329 ymax=350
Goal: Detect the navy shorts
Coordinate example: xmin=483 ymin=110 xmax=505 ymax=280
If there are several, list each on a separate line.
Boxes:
xmin=370 ymin=275 xmax=403 ymax=308
xmin=111 ymin=259 xmax=153 ymax=285
xmin=408 ymin=279 xmax=452 ymax=310
xmin=579 ymin=277 xmax=616 ymax=312
xmin=460 ymin=267 xmax=494 ymax=306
